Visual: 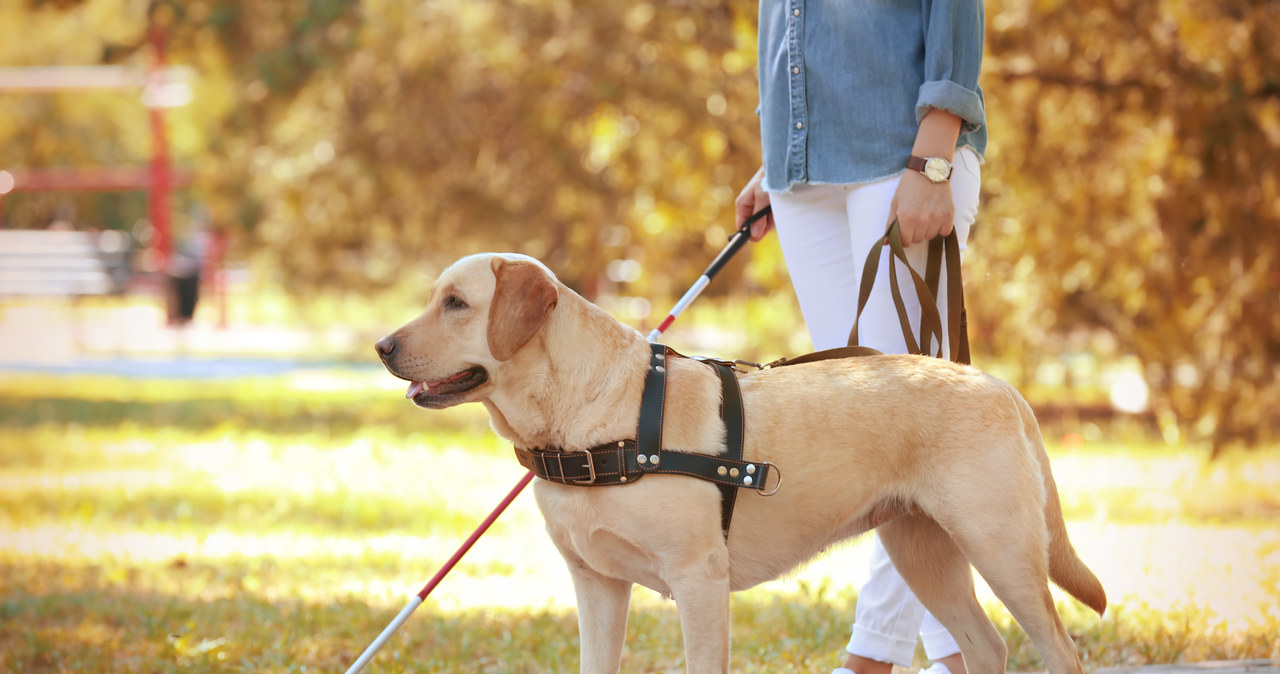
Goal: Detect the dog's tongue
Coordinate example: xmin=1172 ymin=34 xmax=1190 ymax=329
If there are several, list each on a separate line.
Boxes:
xmin=406 ymin=370 xmax=473 ymax=399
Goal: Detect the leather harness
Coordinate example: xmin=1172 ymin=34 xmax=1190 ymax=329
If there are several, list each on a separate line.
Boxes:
xmin=514 ymin=342 xmax=779 ymax=539
xmin=513 ymin=342 xmax=889 ymax=539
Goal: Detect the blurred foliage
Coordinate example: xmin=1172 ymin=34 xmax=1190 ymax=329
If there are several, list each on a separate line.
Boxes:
xmin=972 ymin=0 xmax=1280 ymax=454
xmin=0 ymin=0 xmax=1277 ymax=452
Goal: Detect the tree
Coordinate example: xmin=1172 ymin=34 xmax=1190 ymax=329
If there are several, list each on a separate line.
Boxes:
xmin=973 ymin=0 xmax=1280 ymax=452
xmin=4 ymin=0 xmax=1277 ymax=451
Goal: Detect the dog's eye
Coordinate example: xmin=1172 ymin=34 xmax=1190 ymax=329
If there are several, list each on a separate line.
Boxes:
xmin=444 ymin=295 xmax=468 ymax=310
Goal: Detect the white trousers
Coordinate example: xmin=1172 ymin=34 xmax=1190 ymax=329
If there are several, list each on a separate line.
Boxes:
xmin=769 ymin=148 xmax=981 ymax=666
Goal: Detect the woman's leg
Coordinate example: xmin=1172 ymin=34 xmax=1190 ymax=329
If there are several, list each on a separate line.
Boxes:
xmin=844 ymin=537 xmax=931 ymax=667
xmin=844 ymin=149 xmax=982 ymax=672
xmin=773 ymin=149 xmax=982 ymax=673
xmin=772 ymin=177 xmax=925 ymax=669
xmin=770 ymin=183 xmax=863 ymax=352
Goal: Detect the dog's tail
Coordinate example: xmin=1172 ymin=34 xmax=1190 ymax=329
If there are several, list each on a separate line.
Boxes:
xmin=1020 ymin=396 xmax=1108 ymax=616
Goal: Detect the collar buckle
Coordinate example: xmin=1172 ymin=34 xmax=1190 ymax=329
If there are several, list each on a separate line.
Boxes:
xmin=557 ymin=447 xmax=596 ymax=484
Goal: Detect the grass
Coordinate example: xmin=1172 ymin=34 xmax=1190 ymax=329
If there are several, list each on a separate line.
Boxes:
xmin=1 ymin=368 xmax=1278 ymax=673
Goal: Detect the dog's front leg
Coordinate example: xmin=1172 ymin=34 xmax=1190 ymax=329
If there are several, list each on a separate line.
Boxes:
xmin=568 ymin=564 xmax=633 ymax=674
xmin=668 ymin=564 xmax=732 ymax=674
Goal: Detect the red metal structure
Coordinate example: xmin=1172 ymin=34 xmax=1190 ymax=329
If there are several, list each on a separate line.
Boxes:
xmin=146 ymin=17 xmax=174 ymax=268
xmin=0 ymin=24 xmax=192 ymax=270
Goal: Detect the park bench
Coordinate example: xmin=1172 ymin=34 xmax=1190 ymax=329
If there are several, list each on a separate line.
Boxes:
xmin=0 ymin=229 xmax=133 ymax=298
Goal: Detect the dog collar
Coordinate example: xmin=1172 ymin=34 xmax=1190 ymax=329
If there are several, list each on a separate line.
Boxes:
xmin=513 ymin=343 xmax=779 ymax=539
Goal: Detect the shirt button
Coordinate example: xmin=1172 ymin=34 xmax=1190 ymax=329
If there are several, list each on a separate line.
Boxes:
xmin=795 ymin=122 xmax=804 ymax=130
xmin=793 ymin=8 xmax=800 ymax=16
xmin=792 ymin=66 xmax=800 ymax=75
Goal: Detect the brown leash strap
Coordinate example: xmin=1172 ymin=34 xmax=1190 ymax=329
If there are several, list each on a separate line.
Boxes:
xmin=848 ymin=220 xmax=970 ymax=365
xmin=763 ymin=345 xmax=885 ymax=368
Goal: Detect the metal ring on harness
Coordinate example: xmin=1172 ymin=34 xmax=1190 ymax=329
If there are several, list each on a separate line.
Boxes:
xmin=759 ymin=463 xmax=782 ymax=496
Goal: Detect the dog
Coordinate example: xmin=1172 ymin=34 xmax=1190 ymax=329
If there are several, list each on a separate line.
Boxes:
xmin=375 ymin=252 xmax=1106 ymax=674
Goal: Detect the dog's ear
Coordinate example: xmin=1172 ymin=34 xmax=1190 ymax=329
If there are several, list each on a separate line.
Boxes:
xmin=488 ymin=258 xmax=559 ymax=361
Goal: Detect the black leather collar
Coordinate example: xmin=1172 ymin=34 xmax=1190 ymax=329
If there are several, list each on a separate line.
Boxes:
xmin=513 ymin=343 xmax=777 ymax=538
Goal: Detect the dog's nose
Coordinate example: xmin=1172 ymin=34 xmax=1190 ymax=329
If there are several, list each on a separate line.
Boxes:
xmin=375 ymin=336 xmax=398 ymax=360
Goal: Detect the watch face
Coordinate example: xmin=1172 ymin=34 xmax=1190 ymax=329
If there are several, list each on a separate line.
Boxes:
xmin=924 ymin=157 xmax=951 ymax=182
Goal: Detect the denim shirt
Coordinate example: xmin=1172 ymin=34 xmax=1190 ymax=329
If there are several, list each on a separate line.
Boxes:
xmin=757 ymin=0 xmax=987 ymax=193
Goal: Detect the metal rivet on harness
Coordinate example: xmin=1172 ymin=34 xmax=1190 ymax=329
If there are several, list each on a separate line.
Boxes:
xmin=649 ymin=454 xmax=660 ymax=466
xmin=717 ymin=466 xmax=727 ymax=476
xmin=655 ymin=365 xmax=665 ymax=373
xmin=638 ymin=454 xmax=648 ymax=464
xmin=620 ymin=475 xmax=627 ymax=483
xmin=743 ymin=476 xmax=753 ymax=486
xmin=729 ymin=468 xmax=739 ymax=478
xmin=747 ymin=464 xmax=756 ymax=475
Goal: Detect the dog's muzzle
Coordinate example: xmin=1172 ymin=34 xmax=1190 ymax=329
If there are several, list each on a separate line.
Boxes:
xmin=375 ymin=336 xmax=489 ymax=409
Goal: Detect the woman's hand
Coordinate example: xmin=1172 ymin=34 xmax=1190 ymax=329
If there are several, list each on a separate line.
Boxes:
xmin=891 ymin=108 xmax=963 ymax=246
xmin=735 ymin=166 xmax=775 ymax=242
xmin=889 ymin=170 xmax=954 ymax=247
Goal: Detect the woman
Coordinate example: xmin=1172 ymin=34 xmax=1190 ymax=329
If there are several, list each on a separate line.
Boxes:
xmin=734 ymin=2 xmax=988 ymax=673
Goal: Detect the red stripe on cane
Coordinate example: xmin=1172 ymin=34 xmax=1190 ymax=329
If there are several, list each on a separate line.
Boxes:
xmin=656 ymin=315 xmax=676 ymax=334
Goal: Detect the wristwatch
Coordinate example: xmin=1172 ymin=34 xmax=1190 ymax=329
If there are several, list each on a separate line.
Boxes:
xmin=907 ymin=155 xmax=953 ymax=183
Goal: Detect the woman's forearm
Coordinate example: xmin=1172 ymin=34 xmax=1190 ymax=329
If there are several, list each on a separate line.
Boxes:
xmin=912 ymin=108 xmax=963 ymax=160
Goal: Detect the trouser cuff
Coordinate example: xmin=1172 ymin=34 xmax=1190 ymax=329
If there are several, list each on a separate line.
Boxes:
xmin=846 ymin=625 xmax=917 ymax=668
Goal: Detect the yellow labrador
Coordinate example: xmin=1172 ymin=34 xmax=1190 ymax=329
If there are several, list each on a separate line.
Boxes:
xmin=375 ymin=253 xmax=1106 ymax=674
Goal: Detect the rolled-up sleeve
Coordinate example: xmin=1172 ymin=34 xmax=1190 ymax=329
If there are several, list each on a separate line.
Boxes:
xmin=757 ymin=0 xmax=988 ymax=190
xmin=917 ymin=0 xmax=986 ymax=133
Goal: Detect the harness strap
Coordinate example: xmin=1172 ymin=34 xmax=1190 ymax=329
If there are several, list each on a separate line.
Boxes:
xmin=512 ymin=442 xmax=771 ymax=494
xmin=710 ymin=354 xmax=746 ymax=535
xmin=635 ymin=343 xmax=670 ymax=462
xmin=512 ymin=343 xmax=772 ymax=540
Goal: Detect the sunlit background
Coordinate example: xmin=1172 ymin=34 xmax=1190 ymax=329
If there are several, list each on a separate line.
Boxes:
xmin=0 ymin=0 xmax=1277 ymax=671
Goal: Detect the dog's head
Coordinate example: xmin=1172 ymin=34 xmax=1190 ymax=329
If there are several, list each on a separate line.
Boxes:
xmin=375 ymin=253 xmax=559 ymax=409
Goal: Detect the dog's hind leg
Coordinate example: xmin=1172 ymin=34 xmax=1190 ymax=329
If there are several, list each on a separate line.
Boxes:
xmin=877 ymin=514 xmax=1007 ymax=674
xmin=567 ymin=565 xmax=633 ymax=674
xmin=950 ymin=520 xmax=1085 ymax=674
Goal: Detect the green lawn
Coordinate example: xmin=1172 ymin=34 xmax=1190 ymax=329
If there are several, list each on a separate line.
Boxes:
xmin=1 ymin=368 xmax=1277 ymax=672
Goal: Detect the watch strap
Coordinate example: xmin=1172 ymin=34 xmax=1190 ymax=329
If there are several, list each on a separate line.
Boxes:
xmin=907 ymin=155 xmax=953 ymax=182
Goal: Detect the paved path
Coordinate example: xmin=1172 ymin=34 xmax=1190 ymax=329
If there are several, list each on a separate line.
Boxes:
xmin=0 ymin=300 xmax=372 ymax=378
xmin=0 ymin=353 xmax=369 ymax=379
xmin=1014 ymin=661 xmax=1280 ymax=674
xmin=1098 ymin=663 xmax=1279 ymax=674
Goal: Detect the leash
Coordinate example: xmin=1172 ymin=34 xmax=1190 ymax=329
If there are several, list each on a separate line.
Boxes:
xmin=849 ymin=220 xmax=970 ymax=364
xmin=731 ymin=218 xmax=970 ymax=371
